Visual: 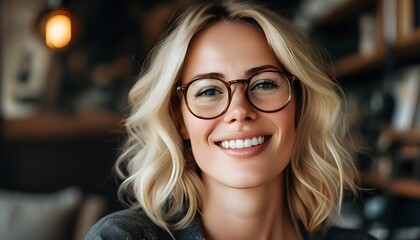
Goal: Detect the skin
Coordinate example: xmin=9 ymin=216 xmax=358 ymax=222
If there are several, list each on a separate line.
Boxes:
xmin=179 ymin=21 xmax=300 ymax=240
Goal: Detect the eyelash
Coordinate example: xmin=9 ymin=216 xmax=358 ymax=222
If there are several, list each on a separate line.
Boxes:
xmin=195 ymin=86 xmax=223 ymax=97
xmin=250 ymin=79 xmax=279 ymax=90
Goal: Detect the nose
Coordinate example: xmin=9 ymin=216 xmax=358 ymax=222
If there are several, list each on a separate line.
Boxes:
xmin=223 ymin=84 xmax=258 ymax=123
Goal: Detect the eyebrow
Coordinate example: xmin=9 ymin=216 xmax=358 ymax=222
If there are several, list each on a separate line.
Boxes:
xmin=190 ymin=72 xmax=225 ymax=81
xmin=245 ymin=64 xmax=280 ymax=77
xmin=189 ymin=64 xmax=280 ymax=82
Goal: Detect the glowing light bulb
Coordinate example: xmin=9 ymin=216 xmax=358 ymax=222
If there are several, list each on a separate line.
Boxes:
xmin=45 ymin=11 xmax=72 ymax=49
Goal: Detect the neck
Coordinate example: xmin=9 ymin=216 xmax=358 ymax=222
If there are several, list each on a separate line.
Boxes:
xmin=200 ymin=174 xmax=301 ymax=240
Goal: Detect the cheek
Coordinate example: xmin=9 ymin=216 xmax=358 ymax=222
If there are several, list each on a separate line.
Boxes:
xmin=276 ymin=97 xmax=296 ymax=131
xmin=181 ymin=102 xmax=214 ymax=144
xmin=272 ymin=99 xmax=297 ymax=153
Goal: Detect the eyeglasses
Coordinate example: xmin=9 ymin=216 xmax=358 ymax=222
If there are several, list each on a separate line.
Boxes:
xmin=177 ymin=70 xmax=296 ymax=119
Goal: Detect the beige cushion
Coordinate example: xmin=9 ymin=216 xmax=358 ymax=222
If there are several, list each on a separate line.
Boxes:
xmin=0 ymin=187 xmax=82 ymax=240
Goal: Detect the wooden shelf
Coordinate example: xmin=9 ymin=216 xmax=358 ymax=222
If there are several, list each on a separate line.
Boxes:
xmin=315 ymin=0 xmax=376 ymax=28
xmin=361 ymin=174 xmax=420 ymax=199
xmin=378 ymin=128 xmax=420 ymax=150
xmin=397 ymin=29 xmax=420 ymax=58
xmin=334 ymin=50 xmax=385 ymax=77
xmin=3 ymin=111 xmax=125 ymax=142
xmin=311 ymin=0 xmax=385 ymax=77
xmin=362 ymin=128 xmax=420 ymax=198
xmin=322 ymin=0 xmax=420 ymax=78
xmin=334 ymin=30 xmax=420 ymax=77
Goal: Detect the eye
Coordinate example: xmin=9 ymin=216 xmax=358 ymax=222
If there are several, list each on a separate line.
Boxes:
xmin=195 ymin=86 xmax=224 ymax=97
xmin=250 ymin=79 xmax=279 ymax=91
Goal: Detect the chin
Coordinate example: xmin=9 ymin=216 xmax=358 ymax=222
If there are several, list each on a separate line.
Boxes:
xmin=223 ymin=174 xmax=276 ymax=189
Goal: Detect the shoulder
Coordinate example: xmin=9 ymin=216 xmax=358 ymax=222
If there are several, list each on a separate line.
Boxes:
xmin=85 ymin=208 xmax=172 ymax=240
xmin=309 ymin=226 xmax=377 ymax=240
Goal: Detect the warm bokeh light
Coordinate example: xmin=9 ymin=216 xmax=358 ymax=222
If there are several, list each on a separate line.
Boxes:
xmin=45 ymin=11 xmax=72 ymax=49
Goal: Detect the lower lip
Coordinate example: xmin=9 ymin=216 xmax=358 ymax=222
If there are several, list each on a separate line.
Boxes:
xmin=217 ymin=138 xmax=270 ymax=158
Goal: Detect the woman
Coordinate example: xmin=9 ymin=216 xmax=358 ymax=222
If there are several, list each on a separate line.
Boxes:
xmin=86 ymin=0 xmax=375 ymax=239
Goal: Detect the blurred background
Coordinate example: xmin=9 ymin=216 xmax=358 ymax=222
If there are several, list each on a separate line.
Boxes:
xmin=0 ymin=0 xmax=419 ymax=239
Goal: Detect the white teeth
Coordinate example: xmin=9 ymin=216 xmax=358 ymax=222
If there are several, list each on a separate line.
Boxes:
xmin=220 ymin=136 xmax=266 ymax=149
xmin=244 ymin=138 xmax=252 ymax=148
xmin=252 ymin=137 xmax=258 ymax=145
xmin=236 ymin=139 xmax=244 ymax=148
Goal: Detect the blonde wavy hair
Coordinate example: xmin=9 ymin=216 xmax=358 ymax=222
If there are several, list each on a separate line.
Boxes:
xmin=116 ymin=0 xmax=359 ymax=235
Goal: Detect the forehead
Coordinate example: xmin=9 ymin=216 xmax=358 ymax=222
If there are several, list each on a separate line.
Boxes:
xmin=182 ymin=21 xmax=281 ymax=81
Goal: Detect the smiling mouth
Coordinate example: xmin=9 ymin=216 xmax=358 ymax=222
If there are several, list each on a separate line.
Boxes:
xmin=219 ymin=136 xmax=267 ymax=149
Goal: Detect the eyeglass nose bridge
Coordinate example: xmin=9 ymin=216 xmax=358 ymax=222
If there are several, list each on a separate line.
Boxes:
xmin=223 ymin=79 xmax=253 ymax=113
xmin=225 ymin=79 xmax=250 ymax=92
